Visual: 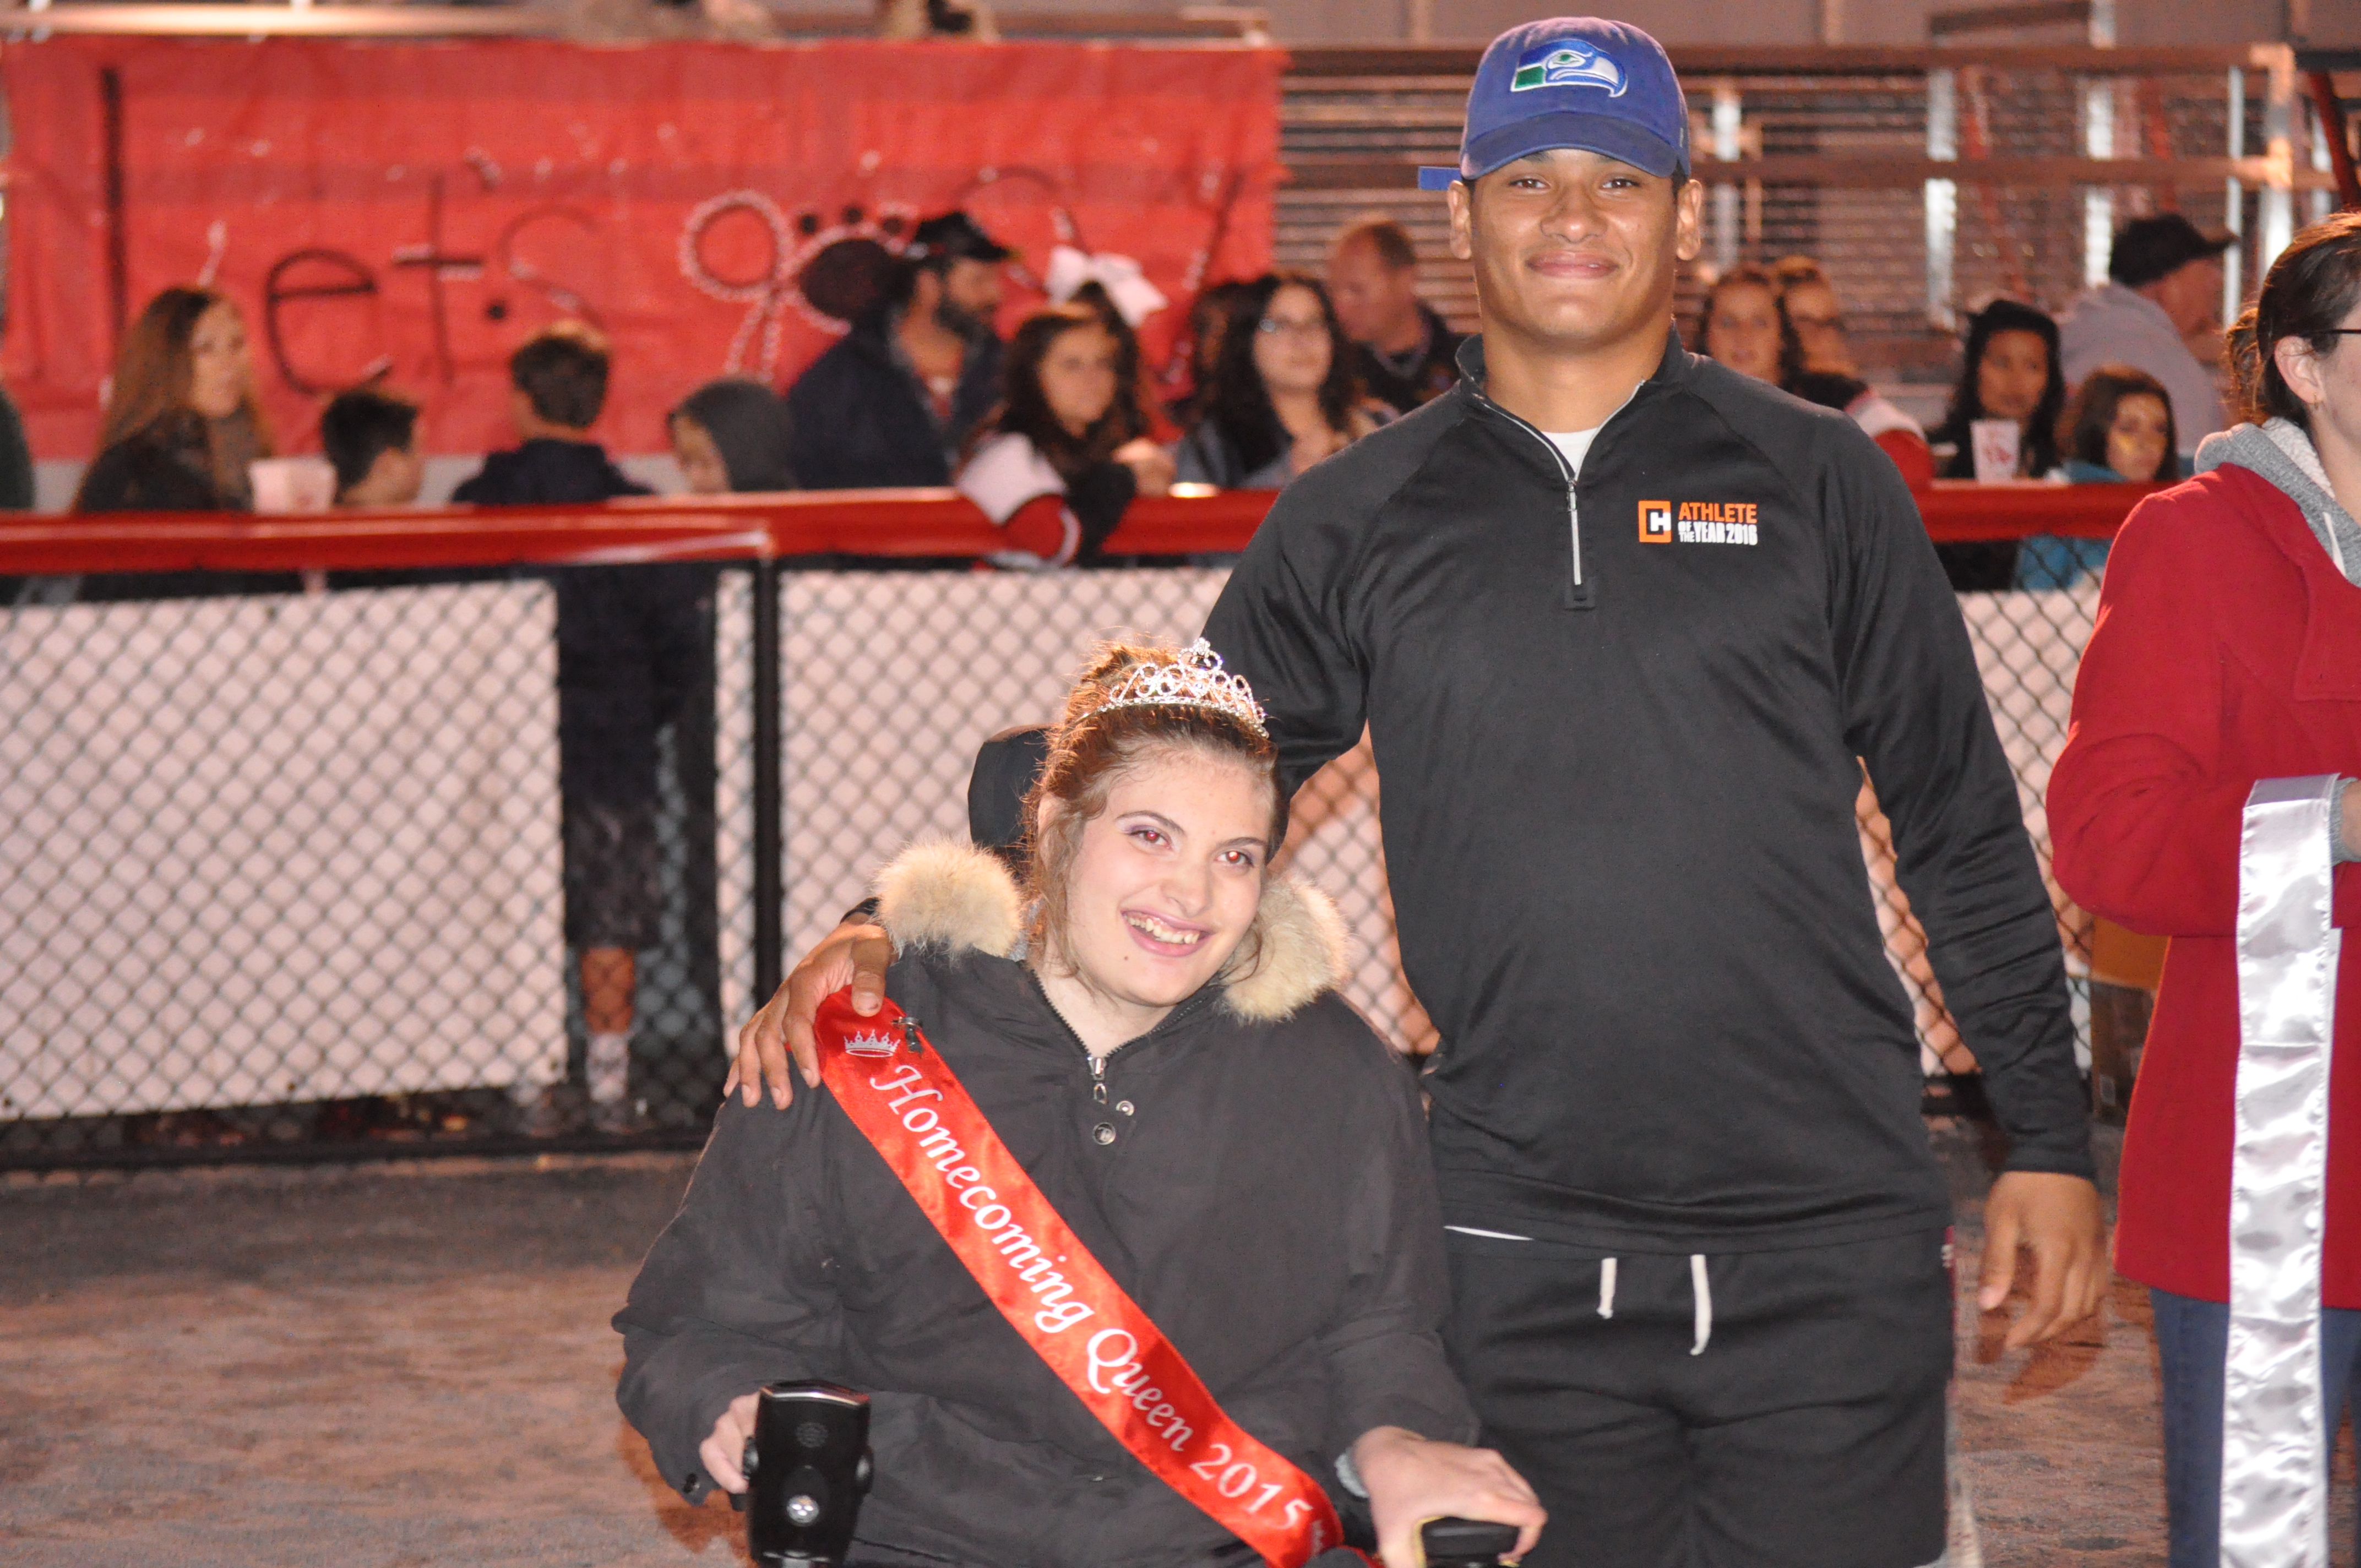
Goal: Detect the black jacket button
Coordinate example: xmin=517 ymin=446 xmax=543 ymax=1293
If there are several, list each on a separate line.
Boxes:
xmin=1092 ymin=1123 xmax=1117 ymax=1145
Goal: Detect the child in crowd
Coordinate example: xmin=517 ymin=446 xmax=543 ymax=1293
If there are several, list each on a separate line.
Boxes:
xmin=320 ymin=386 xmax=425 ymax=507
xmin=457 ymin=325 xmax=700 ymax=1136
xmin=2021 ymin=363 xmax=2181 ymax=590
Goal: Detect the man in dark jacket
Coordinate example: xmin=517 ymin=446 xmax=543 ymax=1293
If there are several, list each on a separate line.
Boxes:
xmin=737 ymin=18 xmax=2109 ymax=1568
xmin=457 ymin=324 xmax=712 ymax=1136
xmin=1327 ymin=219 xmax=1464 ymax=413
xmin=784 ymin=210 xmax=1008 ymax=490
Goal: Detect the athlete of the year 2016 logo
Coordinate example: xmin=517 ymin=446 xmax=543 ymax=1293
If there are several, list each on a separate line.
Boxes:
xmin=1639 ymin=499 xmax=1761 ymax=546
xmin=1510 ymin=39 xmax=1629 ymax=96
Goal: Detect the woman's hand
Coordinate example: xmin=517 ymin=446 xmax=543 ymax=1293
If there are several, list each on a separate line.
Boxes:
xmin=725 ymin=920 xmax=896 ymax=1108
xmin=1351 ymin=1425 xmax=1546 ymax=1567
xmin=1114 ymin=437 xmax=1176 ymax=497
xmin=699 ymin=1391 xmax=764 ymax=1494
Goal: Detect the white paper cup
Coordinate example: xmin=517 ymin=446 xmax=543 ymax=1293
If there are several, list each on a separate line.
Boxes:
xmin=248 ymin=456 xmax=338 ymax=514
xmin=1968 ymin=418 xmax=2021 ymax=484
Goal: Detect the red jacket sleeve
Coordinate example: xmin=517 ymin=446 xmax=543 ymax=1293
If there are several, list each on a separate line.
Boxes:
xmin=1873 ymin=429 xmax=1935 ymax=491
xmin=2048 ymin=494 xmax=2256 ymax=937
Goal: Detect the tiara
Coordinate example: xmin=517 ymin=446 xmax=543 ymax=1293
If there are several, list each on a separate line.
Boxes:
xmin=1095 ymin=639 xmax=1268 ymax=739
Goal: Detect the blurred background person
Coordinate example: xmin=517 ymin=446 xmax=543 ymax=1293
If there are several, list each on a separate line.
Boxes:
xmin=2023 ymin=364 xmax=2179 ymax=590
xmin=1063 ymin=277 xmax=1179 ymax=443
xmin=670 ymin=377 xmax=796 ymax=494
xmin=1326 ymin=217 xmax=1463 ymax=413
xmin=1929 ymin=298 xmax=2066 ymax=589
xmin=957 ymin=303 xmax=1172 ymax=567
xmin=321 ymin=386 xmax=425 ymax=508
xmin=1176 ymin=271 xmax=1384 ymax=489
xmin=1771 ymin=255 xmax=1857 ymax=377
xmin=74 ymin=286 xmax=272 ymax=514
xmin=0 ymin=380 xmax=31 ymax=511
xmin=456 ymin=324 xmax=680 ymax=1135
xmin=1694 ymin=263 xmax=1798 ymax=386
xmin=1701 ymin=264 xmax=1929 ymax=488
xmin=2061 ymin=214 xmax=2232 ymax=464
xmin=785 ymin=209 xmax=1009 ymax=490
xmin=2059 ymin=364 xmax=2179 ymax=487
xmin=455 ymin=323 xmax=646 ymax=507
xmin=1166 ymin=278 xmax=1253 ymax=424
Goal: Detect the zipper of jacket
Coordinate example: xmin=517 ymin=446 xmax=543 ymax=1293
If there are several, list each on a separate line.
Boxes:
xmin=1474 ymin=391 xmax=1596 ymax=612
xmin=1026 ymin=968 xmax=1207 ymax=1099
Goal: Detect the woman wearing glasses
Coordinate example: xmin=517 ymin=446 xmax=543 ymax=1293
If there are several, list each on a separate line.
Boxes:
xmin=1176 ymin=273 xmax=1389 ymax=491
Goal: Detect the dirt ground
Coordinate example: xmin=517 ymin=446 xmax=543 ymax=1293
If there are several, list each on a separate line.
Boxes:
xmin=1 ymin=1125 xmax=2352 ymax=1567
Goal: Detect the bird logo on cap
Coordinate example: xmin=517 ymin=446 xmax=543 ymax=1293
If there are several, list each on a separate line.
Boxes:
xmin=1510 ymin=39 xmax=1628 ymax=96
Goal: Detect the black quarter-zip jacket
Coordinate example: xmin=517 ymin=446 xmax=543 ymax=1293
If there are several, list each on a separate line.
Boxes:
xmin=616 ymin=943 xmax=1473 ymax=1568
xmin=1202 ymin=330 xmax=2094 ymax=1254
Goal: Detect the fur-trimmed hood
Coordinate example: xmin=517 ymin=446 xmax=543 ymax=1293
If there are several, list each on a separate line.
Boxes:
xmin=872 ymin=839 xmax=1351 ymax=1023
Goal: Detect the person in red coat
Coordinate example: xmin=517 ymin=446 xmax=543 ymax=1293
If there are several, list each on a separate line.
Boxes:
xmin=2049 ymin=213 xmax=2361 ymax=1568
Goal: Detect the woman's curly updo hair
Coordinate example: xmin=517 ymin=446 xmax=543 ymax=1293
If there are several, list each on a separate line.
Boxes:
xmin=1022 ymin=641 xmax=1285 ymax=969
xmin=2228 ymin=211 xmax=2361 ymax=433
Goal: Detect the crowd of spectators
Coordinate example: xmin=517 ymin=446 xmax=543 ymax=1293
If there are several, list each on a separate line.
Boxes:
xmin=3 ymin=201 xmax=2250 ymax=1135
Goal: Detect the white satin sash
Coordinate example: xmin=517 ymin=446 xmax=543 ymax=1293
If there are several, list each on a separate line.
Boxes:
xmin=2222 ymin=775 xmax=2344 ymax=1568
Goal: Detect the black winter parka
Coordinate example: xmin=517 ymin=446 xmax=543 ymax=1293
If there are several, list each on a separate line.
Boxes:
xmin=1201 ymin=331 xmax=2094 ymax=1257
xmin=615 ymin=843 xmax=1475 ymax=1568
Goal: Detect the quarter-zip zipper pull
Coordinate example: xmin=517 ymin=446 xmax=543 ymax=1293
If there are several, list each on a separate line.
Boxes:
xmin=1089 ymin=1053 xmax=1108 ymax=1104
xmin=1564 ymin=481 xmax=1596 ymax=611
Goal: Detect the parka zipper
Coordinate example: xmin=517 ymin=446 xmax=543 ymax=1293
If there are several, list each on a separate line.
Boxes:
xmin=1475 ymin=393 xmax=1597 ymax=611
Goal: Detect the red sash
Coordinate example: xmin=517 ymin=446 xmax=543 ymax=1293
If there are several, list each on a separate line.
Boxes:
xmin=814 ymin=989 xmax=1365 ymax=1568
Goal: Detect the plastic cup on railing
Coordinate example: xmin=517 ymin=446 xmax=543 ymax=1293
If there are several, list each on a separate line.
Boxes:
xmin=1967 ymin=420 xmax=2021 ymax=484
xmin=249 ymin=457 xmax=338 ymax=514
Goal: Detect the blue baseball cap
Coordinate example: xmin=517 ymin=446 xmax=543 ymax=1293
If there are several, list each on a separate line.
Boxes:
xmin=1418 ymin=18 xmax=1690 ymax=192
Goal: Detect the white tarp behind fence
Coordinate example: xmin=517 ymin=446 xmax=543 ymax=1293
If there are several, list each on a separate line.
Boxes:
xmin=0 ymin=584 xmax=565 ymax=1119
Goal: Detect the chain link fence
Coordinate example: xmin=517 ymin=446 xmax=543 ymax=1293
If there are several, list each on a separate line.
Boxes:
xmin=1 ymin=547 xmax=2100 ymax=1168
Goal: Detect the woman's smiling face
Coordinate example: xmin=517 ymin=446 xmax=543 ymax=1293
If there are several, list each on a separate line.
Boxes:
xmin=1045 ymin=743 xmax=1272 ymax=1023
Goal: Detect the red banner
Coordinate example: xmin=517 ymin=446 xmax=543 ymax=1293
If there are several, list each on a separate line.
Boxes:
xmin=0 ymin=37 xmax=1283 ymax=460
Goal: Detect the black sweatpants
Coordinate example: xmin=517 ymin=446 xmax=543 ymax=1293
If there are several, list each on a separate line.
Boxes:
xmin=1443 ymin=1227 xmax=1953 ymax=1568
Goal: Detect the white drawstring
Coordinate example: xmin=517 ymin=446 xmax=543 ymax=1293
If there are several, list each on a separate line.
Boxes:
xmin=1597 ymin=1257 xmax=1617 ymax=1319
xmin=1689 ymin=1254 xmax=1713 ymax=1355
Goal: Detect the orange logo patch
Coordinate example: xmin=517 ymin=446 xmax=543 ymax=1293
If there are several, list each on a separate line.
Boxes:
xmin=1638 ymin=499 xmax=1673 ymax=543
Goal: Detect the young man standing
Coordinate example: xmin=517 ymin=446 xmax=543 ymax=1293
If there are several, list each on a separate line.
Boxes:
xmin=1205 ymin=21 xmax=2105 ymax=1564
xmin=735 ymin=20 xmax=2107 ymax=1565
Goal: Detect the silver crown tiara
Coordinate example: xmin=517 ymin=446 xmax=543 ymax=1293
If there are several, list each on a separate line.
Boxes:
xmin=1095 ymin=639 xmax=1268 ymax=738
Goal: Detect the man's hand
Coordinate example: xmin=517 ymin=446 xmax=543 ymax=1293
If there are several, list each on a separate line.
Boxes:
xmin=1978 ymin=1170 xmax=2109 ymax=1349
xmin=1351 ymin=1425 xmax=1546 ymax=1568
xmin=699 ymin=1391 xmax=763 ymax=1494
xmin=725 ymin=921 xmax=895 ymax=1109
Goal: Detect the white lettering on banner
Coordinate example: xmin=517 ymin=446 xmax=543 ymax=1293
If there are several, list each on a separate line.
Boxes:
xmin=823 ymin=1004 xmax=1344 ymax=1567
xmin=854 ymin=1069 xmax=1102 ymax=1337
xmin=1088 ymin=1329 xmax=1192 ymax=1452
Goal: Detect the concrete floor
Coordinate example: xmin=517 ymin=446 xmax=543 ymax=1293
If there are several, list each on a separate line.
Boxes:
xmin=0 ymin=1126 xmax=2350 ymax=1567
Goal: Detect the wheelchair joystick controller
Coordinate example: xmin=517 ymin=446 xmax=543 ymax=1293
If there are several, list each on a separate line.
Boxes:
xmin=737 ymin=1381 xmax=873 ymax=1567
xmin=1418 ymin=1516 xmax=1522 ymax=1567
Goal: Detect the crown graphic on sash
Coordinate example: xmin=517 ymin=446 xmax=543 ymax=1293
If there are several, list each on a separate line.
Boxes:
xmin=1094 ymin=639 xmax=1268 ymax=739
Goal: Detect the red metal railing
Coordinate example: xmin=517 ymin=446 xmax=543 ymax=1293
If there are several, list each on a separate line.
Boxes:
xmin=0 ymin=481 xmax=2159 ymax=575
